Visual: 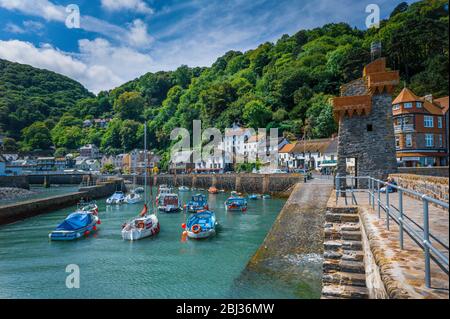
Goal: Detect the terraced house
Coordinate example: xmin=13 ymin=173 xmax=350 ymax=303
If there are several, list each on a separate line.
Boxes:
xmin=392 ymin=87 xmax=448 ymax=167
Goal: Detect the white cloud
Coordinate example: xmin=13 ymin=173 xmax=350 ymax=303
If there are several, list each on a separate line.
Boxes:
xmin=3 ymin=20 xmax=45 ymax=35
xmin=0 ymin=0 xmax=153 ymax=48
xmin=101 ymin=0 xmax=154 ymax=14
xmin=0 ymin=39 xmax=154 ymax=94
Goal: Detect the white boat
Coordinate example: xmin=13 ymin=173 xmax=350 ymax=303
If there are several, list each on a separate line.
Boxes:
xmin=121 ymin=206 xmax=160 ymax=241
xmin=134 ymin=187 xmax=144 ymax=194
xmin=178 ymin=185 xmax=190 ymax=192
xmin=121 ymin=122 xmax=160 ymax=241
xmin=125 ymin=191 xmax=143 ymax=204
xmin=106 ymin=191 xmax=125 ymax=205
xmin=156 ymin=186 xmax=173 ymax=203
xmin=158 ymin=193 xmax=181 ymax=213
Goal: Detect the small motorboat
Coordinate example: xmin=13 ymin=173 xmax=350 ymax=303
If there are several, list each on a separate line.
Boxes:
xmin=231 ymin=191 xmax=243 ymax=197
xmin=184 ymin=194 xmax=208 ymax=213
xmin=158 ymin=193 xmax=181 ymax=213
xmin=134 ymin=187 xmax=145 ymax=194
xmin=156 ymin=186 xmax=173 ymax=203
xmin=248 ymin=194 xmax=260 ymax=200
xmin=208 ymin=186 xmax=219 ymax=194
xmin=77 ymin=201 xmax=99 ymax=215
xmin=225 ymin=197 xmax=248 ymax=212
xmin=106 ymin=191 xmax=125 ymax=205
xmin=49 ymin=211 xmax=100 ymax=241
xmin=121 ymin=205 xmax=160 ymax=241
xmin=184 ymin=210 xmax=217 ymax=239
xmin=262 ymin=194 xmax=271 ymax=199
xmin=125 ymin=191 xmax=143 ymax=204
xmin=178 ymin=185 xmax=190 ymax=192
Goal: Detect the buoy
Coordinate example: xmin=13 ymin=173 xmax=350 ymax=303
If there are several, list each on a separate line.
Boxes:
xmin=84 ymin=230 xmax=90 ymax=236
xmin=93 ymin=225 xmax=97 ymax=231
xmin=97 ymin=219 xmax=102 ymax=224
xmin=181 ymin=231 xmax=188 ymax=242
xmin=181 ymin=223 xmax=186 ymax=229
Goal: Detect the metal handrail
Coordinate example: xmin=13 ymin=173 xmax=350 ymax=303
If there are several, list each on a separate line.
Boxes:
xmin=335 ymin=175 xmax=449 ymax=288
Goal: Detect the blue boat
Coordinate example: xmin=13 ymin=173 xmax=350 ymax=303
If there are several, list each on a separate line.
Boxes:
xmin=49 ymin=212 xmax=99 ymax=241
xmin=248 ymin=194 xmax=259 ymax=200
xmin=184 ymin=194 xmax=208 ymax=213
xmin=186 ymin=210 xmax=217 ymax=239
xmin=225 ymin=197 xmax=248 ymax=212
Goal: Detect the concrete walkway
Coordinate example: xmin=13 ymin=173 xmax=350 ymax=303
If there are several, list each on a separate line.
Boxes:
xmin=334 ymin=191 xmax=449 ymax=299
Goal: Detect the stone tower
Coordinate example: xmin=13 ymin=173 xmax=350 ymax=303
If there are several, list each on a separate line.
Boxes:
xmin=332 ymin=57 xmax=400 ymax=188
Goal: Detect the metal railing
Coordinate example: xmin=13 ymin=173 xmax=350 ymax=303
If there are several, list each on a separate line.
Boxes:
xmin=335 ymin=175 xmax=449 ymax=288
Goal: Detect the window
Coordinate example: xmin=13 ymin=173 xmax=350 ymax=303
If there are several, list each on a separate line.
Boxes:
xmin=438 ymin=135 xmax=443 ymax=147
xmin=425 ymin=134 xmax=434 ymax=147
xmin=395 ymin=136 xmax=400 ymax=149
xmin=416 ymin=102 xmax=422 ymax=108
xmin=404 ymin=102 xmax=413 ymax=108
xmin=405 ymin=134 xmax=412 ymax=147
xmin=438 ymin=117 xmax=443 ymax=129
xmin=393 ymin=104 xmax=400 ymax=110
xmin=424 ymin=116 xmax=434 ymax=128
xmin=367 ymin=124 xmax=373 ymax=132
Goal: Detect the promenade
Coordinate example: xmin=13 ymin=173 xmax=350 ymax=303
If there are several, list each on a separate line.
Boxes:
xmin=334 ymin=191 xmax=449 ymax=298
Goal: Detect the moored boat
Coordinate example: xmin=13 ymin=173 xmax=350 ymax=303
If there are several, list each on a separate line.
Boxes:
xmin=158 ymin=193 xmax=181 ymax=213
xmin=225 ymin=197 xmax=248 ymax=212
xmin=49 ymin=211 xmax=99 ymax=241
xmin=106 ymin=191 xmax=125 ymax=205
xmin=178 ymin=185 xmax=190 ymax=192
xmin=124 ymin=191 xmax=143 ymax=204
xmin=262 ymin=194 xmax=271 ymax=199
xmin=121 ymin=205 xmax=160 ymax=241
xmin=183 ymin=210 xmax=217 ymax=239
xmin=134 ymin=187 xmax=144 ymax=194
xmin=248 ymin=194 xmax=260 ymax=200
xmin=78 ymin=201 xmax=99 ymax=215
xmin=208 ymin=186 xmax=219 ymax=194
xmin=184 ymin=194 xmax=208 ymax=213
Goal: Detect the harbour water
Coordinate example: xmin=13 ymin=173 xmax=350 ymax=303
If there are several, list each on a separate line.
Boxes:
xmin=0 ymin=188 xmax=315 ymax=299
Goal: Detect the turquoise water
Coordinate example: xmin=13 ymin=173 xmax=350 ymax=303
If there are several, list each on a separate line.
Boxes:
xmin=0 ymin=188 xmax=301 ymax=299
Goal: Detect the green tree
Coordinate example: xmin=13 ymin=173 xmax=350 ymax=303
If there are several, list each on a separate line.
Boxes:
xmin=113 ymin=91 xmax=145 ymax=120
xmin=22 ymin=122 xmax=52 ymax=150
xmin=243 ymin=100 xmax=272 ymax=128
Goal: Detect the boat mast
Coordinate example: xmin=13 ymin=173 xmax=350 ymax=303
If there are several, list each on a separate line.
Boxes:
xmin=144 ymin=122 xmax=147 ymax=205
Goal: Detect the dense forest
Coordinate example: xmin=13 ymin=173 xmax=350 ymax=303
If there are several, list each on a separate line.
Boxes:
xmin=0 ymin=0 xmax=448 ymax=167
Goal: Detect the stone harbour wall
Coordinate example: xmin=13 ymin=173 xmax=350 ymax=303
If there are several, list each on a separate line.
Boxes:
xmin=0 ymin=176 xmax=29 ymax=189
xmin=389 ymin=173 xmax=449 ymax=204
xmin=398 ymin=167 xmax=449 ymax=178
xmin=123 ymin=173 xmax=304 ymax=194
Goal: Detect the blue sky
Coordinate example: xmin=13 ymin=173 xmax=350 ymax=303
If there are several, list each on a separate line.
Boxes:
xmin=0 ymin=0 xmax=418 ymax=93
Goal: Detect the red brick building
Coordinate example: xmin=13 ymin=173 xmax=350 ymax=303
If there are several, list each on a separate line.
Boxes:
xmin=392 ymin=87 xmax=448 ymax=167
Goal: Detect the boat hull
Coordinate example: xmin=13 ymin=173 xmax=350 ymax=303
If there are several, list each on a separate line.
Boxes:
xmin=49 ymin=215 xmax=99 ymax=241
xmin=187 ymin=228 xmax=216 ymax=239
xmin=121 ymin=217 xmax=160 ymax=241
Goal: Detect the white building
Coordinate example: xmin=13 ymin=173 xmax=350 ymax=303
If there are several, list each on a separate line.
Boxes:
xmin=79 ymin=144 xmax=100 ymax=159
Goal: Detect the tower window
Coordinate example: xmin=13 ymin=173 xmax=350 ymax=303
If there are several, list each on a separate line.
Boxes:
xmin=367 ymin=124 xmax=373 ymax=132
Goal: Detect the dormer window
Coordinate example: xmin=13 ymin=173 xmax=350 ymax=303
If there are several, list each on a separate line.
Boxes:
xmin=393 ymin=104 xmax=400 ymax=110
xmin=416 ymin=102 xmax=422 ymax=108
xmin=404 ymin=102 xmax=413 ymax=109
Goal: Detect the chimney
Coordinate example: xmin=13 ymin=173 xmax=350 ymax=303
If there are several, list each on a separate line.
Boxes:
xmin=371 ymin=41 xmax=382 ymax=61
xmin=424 ymin=94 xmax=433 ymax=103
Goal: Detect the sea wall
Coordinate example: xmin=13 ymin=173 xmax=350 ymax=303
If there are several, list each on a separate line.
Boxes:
xmin=0 ymin=176 xmax=29 ymax=190
xmin=389 ymin=173 xmax=449 ymax=203
xmin=398 ymin=167 xmax=449 ymax=177
xmin=27 ymin=174 xmax=89 ymax=185
xmin=123 ymin=173 xmax=304 ymax=194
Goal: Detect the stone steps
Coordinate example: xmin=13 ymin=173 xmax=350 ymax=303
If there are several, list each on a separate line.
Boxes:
xmin=322 ymin=209 xmax=369 ymax=299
